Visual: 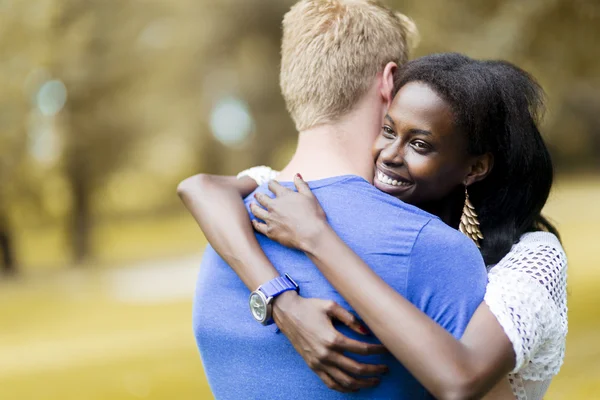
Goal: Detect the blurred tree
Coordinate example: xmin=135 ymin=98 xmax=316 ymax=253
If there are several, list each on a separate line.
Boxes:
xmin=51 ymin=0 xmax=140 ymax=262
xmin=192 ymin=0 xmax=296 ymax=175
xmin=0 ymin=3 xmax=36 ymax=275
xmin=0 ymin=210 xmax=16 ymax=276
xmin=1 ymin=0 xmax=598 ymax=271
xmin=0 ymin=102 xmax=20 ymax=276
xmin=0 ymin=112 xmax=30 ymax=276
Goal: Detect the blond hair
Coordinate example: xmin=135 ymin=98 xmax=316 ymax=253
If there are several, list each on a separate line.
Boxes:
xmin=280 ymin=0 xmax=418 ymax=131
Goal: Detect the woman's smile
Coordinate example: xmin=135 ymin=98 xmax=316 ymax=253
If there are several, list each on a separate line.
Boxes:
xmin=374 ymin=167 xmax=414 ymax=195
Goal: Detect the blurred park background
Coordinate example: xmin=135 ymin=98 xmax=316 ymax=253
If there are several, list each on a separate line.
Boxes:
xmin=0 ymin=0 xmax=599 ymax=399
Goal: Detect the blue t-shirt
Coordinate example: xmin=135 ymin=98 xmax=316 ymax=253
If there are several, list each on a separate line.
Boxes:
xmin=194 ymin=175 xmax=487 ymax=399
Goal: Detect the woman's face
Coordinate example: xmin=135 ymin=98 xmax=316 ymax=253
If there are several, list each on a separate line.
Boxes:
xmin=372 ymin=81 xmax=474 ymax=207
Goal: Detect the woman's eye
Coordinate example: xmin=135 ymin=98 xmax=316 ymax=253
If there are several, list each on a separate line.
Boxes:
xmin=411 ymin=140 xmax=431 ymax=151
xmin=382 ymin=125 xmax=395 ymax=138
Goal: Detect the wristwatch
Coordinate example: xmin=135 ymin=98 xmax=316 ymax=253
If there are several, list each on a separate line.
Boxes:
xmin=249 ymin=274 xmax=299 ymax=325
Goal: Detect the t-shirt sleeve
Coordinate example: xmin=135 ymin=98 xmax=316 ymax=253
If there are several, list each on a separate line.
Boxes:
xmin=406 ymin=219 xmax=488 ymax=339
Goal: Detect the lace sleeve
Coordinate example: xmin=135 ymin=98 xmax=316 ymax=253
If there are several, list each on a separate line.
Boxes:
xmin=236 ymin=166 xmax=278 ymax=186
xmin=484 ymin=232 xmax=568 ymax=380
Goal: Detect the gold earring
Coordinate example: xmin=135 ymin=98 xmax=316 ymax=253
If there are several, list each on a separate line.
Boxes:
xmin=459 ymin=186 xmax=483 ymax=248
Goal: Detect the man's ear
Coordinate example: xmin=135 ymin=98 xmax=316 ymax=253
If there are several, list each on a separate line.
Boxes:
xmin=464 ymin=153 xmax=494 ymax=186
xmin=381 ymin=62 xmax=397 ymax=107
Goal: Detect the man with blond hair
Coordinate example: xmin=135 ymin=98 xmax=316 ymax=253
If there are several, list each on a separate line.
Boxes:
xmin=181 ymin=1 xmax=487 ymax=398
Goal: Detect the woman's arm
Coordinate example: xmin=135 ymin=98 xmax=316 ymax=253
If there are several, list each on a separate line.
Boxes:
xmin=307 ymin=230 xmax=515 ymax=400
xmin=177 ymin=174 xmax=279 ymax=290
xmin=176 ymin=172 xmax=389 ymax=393
xmin=252 ymin=177 xmax=516 ymax=400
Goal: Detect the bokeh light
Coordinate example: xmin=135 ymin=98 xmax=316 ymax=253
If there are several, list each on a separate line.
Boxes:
xmin=36 ymin=79 xmax=67 ymax=117
xmin=209 ymin=96 xmax=254 ymax=147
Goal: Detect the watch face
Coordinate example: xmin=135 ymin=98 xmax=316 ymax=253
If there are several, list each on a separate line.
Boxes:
xmin=249 ymin=292 xmax=267 ymax=322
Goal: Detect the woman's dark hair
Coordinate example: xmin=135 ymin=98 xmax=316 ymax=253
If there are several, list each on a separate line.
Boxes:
xmin=394 ymin=53 xmax=559 ymax=265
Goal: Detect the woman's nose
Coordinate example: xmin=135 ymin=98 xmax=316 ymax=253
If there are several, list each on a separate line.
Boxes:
xmin=380 ymin=141 xmax=404 ymax=166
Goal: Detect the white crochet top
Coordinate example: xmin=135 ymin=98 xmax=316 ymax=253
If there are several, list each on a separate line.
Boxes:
xmin=236 ymin=165 xmax=279 ymax=186
xmin=485 ymin=231 xmax=567 ymax=399
xmin=238 ymin=167 xmax=568 ymax=400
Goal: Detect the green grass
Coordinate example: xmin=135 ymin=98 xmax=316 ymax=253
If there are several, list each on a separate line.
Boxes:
xmin=1 ymin=176 xmax=599 ymax=399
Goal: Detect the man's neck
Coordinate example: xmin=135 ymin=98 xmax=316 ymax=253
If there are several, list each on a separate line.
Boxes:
xmin=278 ymin=99 xmax=381 ymax=183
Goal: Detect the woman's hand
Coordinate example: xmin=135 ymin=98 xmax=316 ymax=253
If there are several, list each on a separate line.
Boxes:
xmin=273 ymin=292 xmax=389 ymax=393
xmin=250 ymin=174 xmax=328 ymax=252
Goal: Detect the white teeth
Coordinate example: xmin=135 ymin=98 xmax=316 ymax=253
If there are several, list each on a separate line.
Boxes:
xmin=377 ymin=170 xmax=410 ymax=187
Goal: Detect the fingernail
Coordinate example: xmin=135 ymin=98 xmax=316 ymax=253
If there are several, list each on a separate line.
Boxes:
xmin=358 ymin=325 xmax=370 ymax=335
xmin=296 ymin=173 xmax=303 ymax=180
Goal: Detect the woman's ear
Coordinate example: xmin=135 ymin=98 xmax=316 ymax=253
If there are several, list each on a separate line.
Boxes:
xmin=381 ymin=62 xmax=397 ymax=107
xmin=465 ymin=153 xmax=494 ymax=186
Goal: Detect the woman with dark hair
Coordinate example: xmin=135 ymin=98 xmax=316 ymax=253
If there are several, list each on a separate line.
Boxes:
xmin=179 ymin=53 xmax=567 ymax=399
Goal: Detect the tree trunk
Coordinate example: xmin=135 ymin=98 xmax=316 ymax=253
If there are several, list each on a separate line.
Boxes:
xmin=69 ymin=170 xmax=92 ymax=264
xmin=0 ymin=211 xmax=16 ymax=276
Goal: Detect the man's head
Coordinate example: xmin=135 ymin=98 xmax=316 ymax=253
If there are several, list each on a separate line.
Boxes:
xmin=280 ymin=0 xmax=417 ymax=132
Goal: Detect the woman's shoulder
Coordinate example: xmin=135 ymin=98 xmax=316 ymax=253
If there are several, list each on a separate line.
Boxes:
xmin=516 ymin=231 xmax=564 ymax=252
xmin=490 ymin=231 xmax=566 ymax=272
xmin=486 ymin=230 xmax=568 ymax=336
xmin=489 ymin=231 xmax=568 ymax=298
xmin=485 ymin=230 xmax=568 ymax=379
